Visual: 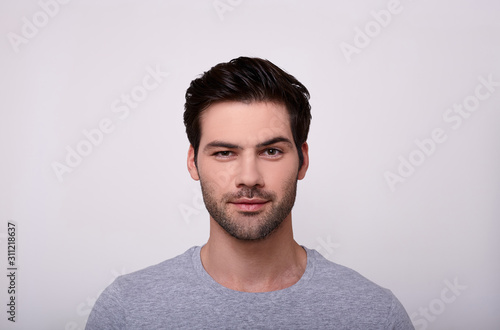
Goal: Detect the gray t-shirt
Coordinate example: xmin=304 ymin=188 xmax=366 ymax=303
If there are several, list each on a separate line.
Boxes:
xmin=85 ymin=246 xmax=414 ymax=329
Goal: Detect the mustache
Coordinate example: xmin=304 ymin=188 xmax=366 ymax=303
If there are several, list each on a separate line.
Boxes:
xmin=226 ymin=187 xmax=275 ymax=200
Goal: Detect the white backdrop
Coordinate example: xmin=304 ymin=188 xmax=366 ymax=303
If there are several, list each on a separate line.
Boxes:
xmin=1 ymin=0 xmax=499 ymax=329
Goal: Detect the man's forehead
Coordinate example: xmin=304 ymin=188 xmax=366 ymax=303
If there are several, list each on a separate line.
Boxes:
xmin=199 ymin=101 xmax=292 ymax=146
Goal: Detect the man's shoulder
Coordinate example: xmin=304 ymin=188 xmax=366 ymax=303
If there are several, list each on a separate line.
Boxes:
xmin=305 ymin=247 xmax=413 ymax=328
xmin=306 ymin=247 xmax=394 ymax=302
xmin=112 ymin=246 xmax=199 ymax=291
xmin=85 ymin=246 xmax=203 ymax=329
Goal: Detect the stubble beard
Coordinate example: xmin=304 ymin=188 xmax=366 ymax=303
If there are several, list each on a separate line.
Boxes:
xmin=200 ymin=177 xmax=298 ymax=241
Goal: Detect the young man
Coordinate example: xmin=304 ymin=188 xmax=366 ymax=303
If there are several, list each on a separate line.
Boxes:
xmin=86 ymin=57 xmax=414 ymax=329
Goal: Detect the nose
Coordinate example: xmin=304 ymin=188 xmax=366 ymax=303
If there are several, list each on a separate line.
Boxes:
xmin=235 ymin=154 xmax=264 ymax=188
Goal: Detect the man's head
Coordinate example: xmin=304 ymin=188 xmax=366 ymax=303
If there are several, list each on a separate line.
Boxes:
xmin=183 ymin=57 xmax=312 ymax=241
xmin=184 ymin=56 xmax=311 ymax=168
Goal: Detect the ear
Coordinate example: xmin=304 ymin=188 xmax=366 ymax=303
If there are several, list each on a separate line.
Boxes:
xmin=187 ymin=145 xmax=200 ymax=181
xmin=297 ymin=142 xmax=309 ymax=180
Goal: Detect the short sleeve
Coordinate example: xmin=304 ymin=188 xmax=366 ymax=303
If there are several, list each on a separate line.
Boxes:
xmin=385 ymin=291 xmax=415 ymax=330
xmin=85 ymin=279 xmax=126 ymax=330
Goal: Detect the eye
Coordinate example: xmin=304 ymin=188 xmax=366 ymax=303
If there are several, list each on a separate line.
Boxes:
xmin=213 ymin=150 xmax=234 ymax=158
xmin=262 ymin=148 xmax=282 ymax=157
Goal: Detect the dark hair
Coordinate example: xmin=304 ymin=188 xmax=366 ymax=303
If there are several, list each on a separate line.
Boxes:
xmin=183 ymin=56 xmax=311 ymax=168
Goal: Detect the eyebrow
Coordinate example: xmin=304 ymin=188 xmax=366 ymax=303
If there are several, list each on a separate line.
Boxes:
xmin=204 ymin=141 xmax=242 ymax=151
xmin=203 ymin=136 xmax=294 ymax=152
xmin=256 ymin=136 xmax=294 ymax=148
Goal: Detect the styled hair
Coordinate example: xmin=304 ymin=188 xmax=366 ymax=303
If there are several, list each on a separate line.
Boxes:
xmin=183 ymin=56 xmax=311 ymax=168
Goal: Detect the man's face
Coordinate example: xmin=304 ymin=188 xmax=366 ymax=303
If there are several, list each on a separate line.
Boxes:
xmin=187 ymin=101 xmax=308 ymax=241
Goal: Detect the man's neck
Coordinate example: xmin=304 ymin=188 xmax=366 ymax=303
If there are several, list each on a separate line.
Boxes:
xmin=200 ymin=216 xmax=307 ymax=293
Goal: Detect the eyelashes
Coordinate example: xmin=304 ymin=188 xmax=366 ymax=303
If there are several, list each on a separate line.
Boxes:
xmin=212 ymin=148 xmax=283 ymax=159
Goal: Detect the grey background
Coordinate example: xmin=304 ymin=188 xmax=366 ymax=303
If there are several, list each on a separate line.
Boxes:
xmin=1 ymin=0 xmax=499 ymax=329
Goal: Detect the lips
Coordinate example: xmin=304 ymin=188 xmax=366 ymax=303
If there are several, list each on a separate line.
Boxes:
xmin=229 ymin=198 xmax=269 ymax=212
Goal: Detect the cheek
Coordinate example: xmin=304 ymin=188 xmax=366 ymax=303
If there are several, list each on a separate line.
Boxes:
xmin=199 ymin=162 xmax=238 ymax=191
xmin=263 ymin=163 xmax=297 ymax=186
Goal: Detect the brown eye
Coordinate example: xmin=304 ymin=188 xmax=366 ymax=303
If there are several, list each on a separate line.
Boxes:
xmin=263 ymin=148 xmax=282 ymax=157
xmin=214 ymin=151 xmax=233 ymax=158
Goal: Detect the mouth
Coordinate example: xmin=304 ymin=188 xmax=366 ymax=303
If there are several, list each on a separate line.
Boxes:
xmin=229 ymin=198 xmax=269 ymax=212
